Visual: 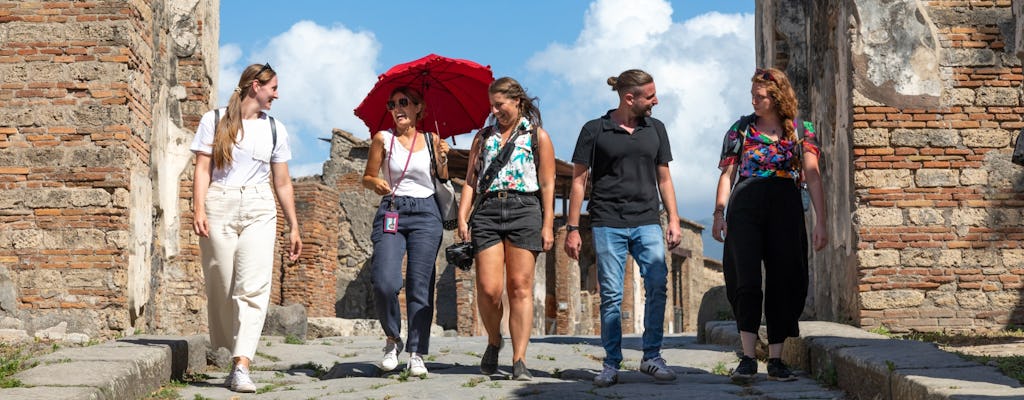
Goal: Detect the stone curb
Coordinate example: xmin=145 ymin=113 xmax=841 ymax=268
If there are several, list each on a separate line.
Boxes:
xmin=703 ymin=320 xmax=1024 ymax=399
xmin=0 ymin=335 xmax=209 ymax=400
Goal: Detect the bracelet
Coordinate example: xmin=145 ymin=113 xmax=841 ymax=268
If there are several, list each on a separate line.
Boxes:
xmin=712 ymin=207 xmax=725 ymax=217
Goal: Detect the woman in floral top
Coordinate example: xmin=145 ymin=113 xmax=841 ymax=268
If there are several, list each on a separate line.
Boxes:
xmin=712 ymin=67 xmax=828 ymax=383
xmin=457 ymin=77 xmax=555 ymax=381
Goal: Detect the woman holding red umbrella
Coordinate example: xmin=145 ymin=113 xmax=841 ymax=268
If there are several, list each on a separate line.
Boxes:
xmin=362 ymin=86 xmax=450 ymax=377
xmin=458 ymin=77 xmax=556 ymax=380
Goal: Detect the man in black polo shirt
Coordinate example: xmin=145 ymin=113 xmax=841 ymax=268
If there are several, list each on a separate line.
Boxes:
xmin=565 ymin=69 xmax=682 ymax=387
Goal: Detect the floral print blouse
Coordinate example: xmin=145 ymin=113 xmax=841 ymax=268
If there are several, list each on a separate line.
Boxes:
xmin=480 ymin=117 xmax=539 ymax=193
xmin=718 ymin=114 xmax=820 ymax=181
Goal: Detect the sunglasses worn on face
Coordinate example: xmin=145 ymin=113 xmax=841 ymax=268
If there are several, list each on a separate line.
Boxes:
xmin=755 ymin=68 xmax=776 ymax=83
xmin=387 ymin=98 xmax=417 ymax=110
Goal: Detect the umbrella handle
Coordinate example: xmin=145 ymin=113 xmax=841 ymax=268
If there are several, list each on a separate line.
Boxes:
xmin=434 ymin=120 xmax=454 ymax=145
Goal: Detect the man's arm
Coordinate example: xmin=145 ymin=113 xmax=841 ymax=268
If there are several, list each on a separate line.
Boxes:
xmin=564 ymin=164 xmax=589 ymax=260
xmin=657 ymin=163 xmax=681 ymax=249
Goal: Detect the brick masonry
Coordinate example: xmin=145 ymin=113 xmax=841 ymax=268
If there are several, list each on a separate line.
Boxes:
xmin=762 ymin=0 xmax=1024 ymax=333
xmin=0 ymin=0 xmax=217 ymax=338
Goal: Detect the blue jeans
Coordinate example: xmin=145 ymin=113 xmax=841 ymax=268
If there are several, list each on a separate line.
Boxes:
xmin=593 ymin=224 xmax=668 ymax=368
xmin=370 ymin=195 xmax=443 ymax=354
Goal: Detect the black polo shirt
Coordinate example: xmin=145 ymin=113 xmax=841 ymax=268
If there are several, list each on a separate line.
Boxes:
xmin=571 ymin=110 xmax=673 ymax=228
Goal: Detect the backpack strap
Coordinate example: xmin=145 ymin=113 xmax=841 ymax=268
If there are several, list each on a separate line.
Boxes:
xmin=269 ymin=116 xmax=278 ymax=155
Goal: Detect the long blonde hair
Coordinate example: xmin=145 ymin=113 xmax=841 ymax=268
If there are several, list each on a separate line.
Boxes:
xmin=212 ymin=63 xmax=276 ymax=169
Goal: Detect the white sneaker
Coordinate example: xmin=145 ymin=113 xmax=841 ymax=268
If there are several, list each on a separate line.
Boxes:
xmin=228 ymin=366 xmax=256 ymax=393
xmin=381 ymin=338 xmax=403 ymax=372
xmin=640 ymin=356 xmax=677 ymax=381
xmin=408 ymin=353 xmax=428 ymax=376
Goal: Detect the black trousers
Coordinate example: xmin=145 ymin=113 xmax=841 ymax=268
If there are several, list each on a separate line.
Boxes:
xmin=722 ymin=177 xmax=808 ymax=344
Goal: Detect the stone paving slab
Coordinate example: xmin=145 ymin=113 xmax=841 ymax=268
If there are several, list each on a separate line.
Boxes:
xmin=703 ymin=320 xmax=1024 ymax=400
xmin=172 ymin=334 xmax=845 ymax=399
xmin=0 ymin=386 xmax=102 ymax=400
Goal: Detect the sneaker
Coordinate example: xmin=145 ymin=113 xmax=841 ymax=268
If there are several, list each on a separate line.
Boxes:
xmin=639 ymin=356 xmax=677 ymax=381
xmin=512 ymin=359 xmax=533 ymax=381
xmin=381 ymin=338 xmax=403 ymax=372
xmin=731 ymin=355 xmax=757 ymax=382
xmin=228 ymin=366 xmax=256 ymax=393
xmin=479 ymin=337 xmax=503 ymax=375
xmin=594 ymin=364 xmax=619 ymax=387
xmin=408 ymin=353 xmax=428 ymax=377
xmin=767 ymin=358 xmax=797 ymax=381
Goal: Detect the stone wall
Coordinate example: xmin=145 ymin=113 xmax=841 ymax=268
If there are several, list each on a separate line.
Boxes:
xmin=762 ymin=0 xmax=1024 ymax=333
xmin=272 ymin=177 xmax=339 ymax=317
xmin=0 ymin=0 xmax=217 ymax=339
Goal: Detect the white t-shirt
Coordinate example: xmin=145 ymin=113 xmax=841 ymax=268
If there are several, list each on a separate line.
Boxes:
xmin=380 ymin=130 xmax=434 ymax=198
xmin=190 ymin=108 xmax=292 ymax=187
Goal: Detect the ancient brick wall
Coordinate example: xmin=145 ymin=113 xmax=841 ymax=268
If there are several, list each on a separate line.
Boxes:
xmin=0 ymin=0 xmax=216 ymax=339
xmin=271 ymin=177 xmax=340 ymax=317
xmin=762 ymin=0 xmax=1024 ymax=333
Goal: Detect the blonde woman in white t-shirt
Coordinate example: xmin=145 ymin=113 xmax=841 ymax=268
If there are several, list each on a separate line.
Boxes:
xmin=189 ymin=63 xmax=302 ymax=393
xmin=361 ymin=86 xmax=449 ymax=377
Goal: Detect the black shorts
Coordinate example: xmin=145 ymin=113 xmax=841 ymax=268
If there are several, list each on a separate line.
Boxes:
xmin=470 ymin=191 xmax=542 ymax=253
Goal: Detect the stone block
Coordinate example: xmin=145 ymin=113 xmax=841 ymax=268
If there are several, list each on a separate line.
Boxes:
xmin=855 ymin=207 xmax=904 ymax=226
xmin=0 ymin=387 xmax=102 ymax=400
xmin=941 ymin=88 xmax=975 ymax=106
xmin=959 ymin=169 xmax=988 ymax=186
xmin=1001 ymin=249 xmax=1024 ymax=268
xmin=891 ymin=129 xmax=960 ymax=147
xmin=894 ymin=366 xmax=1024 ymax=399
xmin=695 ymin=286 xmax=732 ymax=343
xmin=859 ymin=249 xmax=900 ymax=268
xmin=915 ymin=169 xmax=958 ymax=187
xmin=942 ymin=48 xmax=996 ymax=67
xmin=949 ymin=208 xmax=990 ymax=227
xmin=976 ymin=87 xmax=1020 ymax=106
xmin=956 ymin=291 xmax=989 ymax=309
xmin=962 ymin=129 xmax=1011 ymax=148
xmin=907 ymin=208 xmax=945 ymax=225
xmin=853 ymin=128 xmax=891 ymax=147
xmin=855 ymin=169 xmax=912 ymax=188
xmin=861 ymin=290 xmax=925 ymax=310
xmin=262 ymin=303 xmax=308 ymax=339
xmin=307 ymin=317 xmax=382 ymax=338
xmin=119 ymin=335 xmax=210 ymax=379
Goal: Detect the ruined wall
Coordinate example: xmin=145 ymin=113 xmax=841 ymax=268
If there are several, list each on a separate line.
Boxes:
xmin=0 ymin=0 xmax=217 ymax=339
xmin=762 ymin=0 xmax=1024 ymax=333
xmin=271 ymin=177 xmax=339 ymax=317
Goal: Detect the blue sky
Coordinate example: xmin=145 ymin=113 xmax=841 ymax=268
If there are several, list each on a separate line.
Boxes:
xmin=218 ymin=0 xmax=756 ymax=258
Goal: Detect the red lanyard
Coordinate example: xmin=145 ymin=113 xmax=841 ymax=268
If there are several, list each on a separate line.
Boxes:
xmin=386 ymin=131 xmax=418 ymax=209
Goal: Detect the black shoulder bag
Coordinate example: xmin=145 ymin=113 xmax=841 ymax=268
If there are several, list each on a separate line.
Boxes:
xmin=445 ymin=126 xmax=528 ymax=271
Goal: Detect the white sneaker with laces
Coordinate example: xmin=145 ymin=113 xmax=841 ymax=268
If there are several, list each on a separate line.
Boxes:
xmin=229 ymin=366 xmax=257 ymax=393
xmin=408 ymin=353 xmax=428 ymax=376
xmin=381 ymin=338 xmax=403 ymax=372
xmin=640 ymin=356 xmax=677 ymax=381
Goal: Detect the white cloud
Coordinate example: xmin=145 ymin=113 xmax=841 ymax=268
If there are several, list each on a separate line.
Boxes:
xmin=528 ymin=0 xmax=756 ymax=257
xmin=218 ymin=21 xmax=381 ymax=176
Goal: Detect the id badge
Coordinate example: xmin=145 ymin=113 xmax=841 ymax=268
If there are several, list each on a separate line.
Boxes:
xmin=383 ymin=211 xmax=399 ymax=233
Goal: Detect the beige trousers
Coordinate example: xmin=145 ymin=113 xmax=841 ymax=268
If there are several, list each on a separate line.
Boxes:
xmin=200 ymin=182 xmax=277 ymax=360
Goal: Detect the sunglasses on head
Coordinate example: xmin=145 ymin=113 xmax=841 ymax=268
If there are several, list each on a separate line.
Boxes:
xmin=755 ymin=68 xmax=776 ymax=83
xmin=386 ymin=97 xmax=417 ymax=110
xmin=256 ymin=62 xmax=273 ymax=76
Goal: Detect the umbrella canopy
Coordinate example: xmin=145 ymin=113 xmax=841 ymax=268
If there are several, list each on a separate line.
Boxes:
xmin=354 ymin=53 xmax=494 ymax=140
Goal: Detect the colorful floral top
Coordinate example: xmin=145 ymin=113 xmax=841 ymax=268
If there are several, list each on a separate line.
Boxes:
xmin=480 ymin=117 xmax=539 ymax=192
xmin=718 ymin=114 xmax=820 ymax=181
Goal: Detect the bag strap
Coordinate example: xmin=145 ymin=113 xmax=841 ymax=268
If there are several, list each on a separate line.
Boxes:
xmin=213 ymin=108 xmax=278 ymax=157
xmin=424 ymin=131 xmax=448 ymax=183
xmin=466 ymin=125 xmax=527 ymax=220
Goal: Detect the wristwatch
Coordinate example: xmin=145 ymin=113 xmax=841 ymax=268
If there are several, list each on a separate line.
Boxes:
xmin=566 ymin=225 xmax=580 ymax=233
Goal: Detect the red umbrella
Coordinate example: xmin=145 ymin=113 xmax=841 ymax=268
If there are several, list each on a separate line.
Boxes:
xmin=354 ymin=54 xmax=494 ymax=141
